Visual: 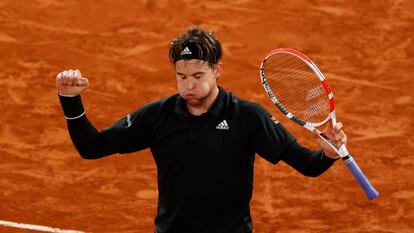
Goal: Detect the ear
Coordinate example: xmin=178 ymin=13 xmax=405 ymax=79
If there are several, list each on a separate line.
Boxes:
xmin=214 ymin=62 xmax=224 ymax=79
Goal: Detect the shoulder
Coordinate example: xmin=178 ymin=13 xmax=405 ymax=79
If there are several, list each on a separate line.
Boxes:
xmin=130 ymin=94 xmax=179 ymax=118
xmin=223 ymin=90 xmax=276 ymax=127
xmin=231 ymin=94 xmax=271 ymax=118
xmin=227 ymin=93 xmax=285 ymax=138
xmin=141 ymin=93 xmax=178 ymax=110
xmin=220 ymin=87 xmax=266 ymax=113
xmin=231 ymin=92 xmax=284 ymax=127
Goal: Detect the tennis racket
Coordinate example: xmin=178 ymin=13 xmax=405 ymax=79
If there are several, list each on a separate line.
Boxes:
xmin=259 ymin=48 xmax=379 ymax=200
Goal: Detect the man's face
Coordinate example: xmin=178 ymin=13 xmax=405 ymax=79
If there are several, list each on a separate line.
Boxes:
xmin=175 ymin=59 xmax=222 ymax=106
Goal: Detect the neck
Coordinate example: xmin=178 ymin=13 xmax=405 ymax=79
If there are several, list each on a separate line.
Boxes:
xmin=186 ymin=87 xmax=219 ymax=116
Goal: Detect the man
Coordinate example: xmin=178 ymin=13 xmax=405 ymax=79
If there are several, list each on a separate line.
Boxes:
xmin=56 ymin=27 xmax=346 ymax=233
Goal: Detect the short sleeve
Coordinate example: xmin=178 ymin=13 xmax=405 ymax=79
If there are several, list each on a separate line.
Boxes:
xmin=250 ymin=104 xmax=296 ymax=164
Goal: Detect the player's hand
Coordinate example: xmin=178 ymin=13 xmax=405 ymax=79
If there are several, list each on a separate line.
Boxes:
xmin=56 ymin=69 xmax=89 ymax=96
xmin=313 ymin=121 xmax=347 ymax=158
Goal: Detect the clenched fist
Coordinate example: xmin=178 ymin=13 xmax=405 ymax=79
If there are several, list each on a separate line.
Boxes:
xmin=56 ymin=69 xmax=89 ymax=96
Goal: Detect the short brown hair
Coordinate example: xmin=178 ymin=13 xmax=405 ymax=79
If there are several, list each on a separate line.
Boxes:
xmin=169 ymin=27 xmax=222 ymax=67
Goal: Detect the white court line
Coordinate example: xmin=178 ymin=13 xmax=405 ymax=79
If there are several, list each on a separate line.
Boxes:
xmin=0 ymin=220 xmax=85 ymax=233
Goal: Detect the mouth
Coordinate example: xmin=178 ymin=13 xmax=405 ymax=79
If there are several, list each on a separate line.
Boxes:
xmin=183 ymin=93 xmax=196 ymax=98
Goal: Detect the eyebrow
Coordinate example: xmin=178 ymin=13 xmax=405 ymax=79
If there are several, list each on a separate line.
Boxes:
xmin=176 ymin=71 xmax=205 ymax=76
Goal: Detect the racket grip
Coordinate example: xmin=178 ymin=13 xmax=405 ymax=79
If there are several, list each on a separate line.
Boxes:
xmin=343 ymin=156 xmax=379 ymax=200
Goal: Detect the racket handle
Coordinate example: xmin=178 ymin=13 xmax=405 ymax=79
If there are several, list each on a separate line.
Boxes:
xmin=342 ymin=156 xmax=379 ymax=200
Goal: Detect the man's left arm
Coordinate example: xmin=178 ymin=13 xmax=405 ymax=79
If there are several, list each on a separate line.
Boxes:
xmin=250 ymin=103 xmax=347 ymax=176
xmin=281 ymin=141 xmax=338 ymax=177
xmin=281 ymin=121 xmax=347 ymax=177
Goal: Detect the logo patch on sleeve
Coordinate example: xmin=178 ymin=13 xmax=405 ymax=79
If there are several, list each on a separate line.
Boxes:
xmin=126 ymin=114 xmax=132 ymax=128
xmin=271 ymin=116 xmax=279 ymax=125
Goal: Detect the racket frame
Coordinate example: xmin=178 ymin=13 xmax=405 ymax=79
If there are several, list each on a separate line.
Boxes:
xmin=260 ymin=48 xmax=347 ymax=158
xmin=260 ymin=48 xmax=379 ymax=200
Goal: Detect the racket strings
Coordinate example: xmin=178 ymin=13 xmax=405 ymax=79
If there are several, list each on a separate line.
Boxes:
xmin=263 ymin=53 xmax=330 ymax=123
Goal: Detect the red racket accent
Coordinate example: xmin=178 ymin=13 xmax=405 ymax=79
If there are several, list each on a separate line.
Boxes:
xmin=321 ymin=79 xmax=332 ymax=93
xmin=329 ymin=98 xmax=335 ymax=112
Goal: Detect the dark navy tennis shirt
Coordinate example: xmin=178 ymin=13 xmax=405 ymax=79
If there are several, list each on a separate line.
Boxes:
xmin=59 ymin=86 xmax=336 ymax=233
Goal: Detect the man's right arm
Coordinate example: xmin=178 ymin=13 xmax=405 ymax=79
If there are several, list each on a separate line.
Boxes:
xmin=56 ymin=69 xmax=151 ymax=159
xmin=59 ymin=94 xmax=116 ymax=159
xmin=56 ymin=69 xmax=110 ymax=158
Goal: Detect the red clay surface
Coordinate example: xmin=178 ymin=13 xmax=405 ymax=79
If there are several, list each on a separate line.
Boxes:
xmin=1 ymin=0 xmax=413 ymax=232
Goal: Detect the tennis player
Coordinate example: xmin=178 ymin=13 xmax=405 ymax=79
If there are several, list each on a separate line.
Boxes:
xmin=56 ymin=27 xmax=347 ymax=233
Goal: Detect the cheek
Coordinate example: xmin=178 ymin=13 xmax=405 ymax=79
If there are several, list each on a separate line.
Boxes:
xmin=176 ymin=81 xmax=185 ymax=94
xmin=176 ymin=79 xmax=184 ymax=88
xmin=198 ymin=81 xmax=212 ymax=93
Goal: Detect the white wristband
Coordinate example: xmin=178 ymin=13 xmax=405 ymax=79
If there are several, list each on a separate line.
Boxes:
xmin=64 ymin=111 xmax=85 ymax=120
xmin=321 ymin=150 xmax=340 ymax=160
xmin=58 ymin=93 xmax=77 ymax=97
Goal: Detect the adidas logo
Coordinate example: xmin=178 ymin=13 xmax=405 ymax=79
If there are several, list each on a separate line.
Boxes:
xmin=126 ymin=114 xmax=132 ymax=128
xmin=216 ymin=120 xmax=229 ymax=130
xmin=180 ymin=47 xmax=192 ymax=55
xmin=271 ymin=116 xmax=279 ymax=125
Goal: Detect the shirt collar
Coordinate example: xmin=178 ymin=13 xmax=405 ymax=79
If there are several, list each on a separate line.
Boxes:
xmin=174 ymin=86 xmax=226 ymax=117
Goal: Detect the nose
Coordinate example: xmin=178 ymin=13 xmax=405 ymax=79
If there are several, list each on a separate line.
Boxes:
xmin=184 ymin=79 xmax=195 ymax=90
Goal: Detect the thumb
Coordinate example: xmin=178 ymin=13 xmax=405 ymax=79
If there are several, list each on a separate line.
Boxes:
xmin=78 ymin=77 xmax=89 ymax=86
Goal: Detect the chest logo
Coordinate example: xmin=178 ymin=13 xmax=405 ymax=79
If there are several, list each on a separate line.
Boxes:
xmin=216 ymin=120 xmax=229 ymax=130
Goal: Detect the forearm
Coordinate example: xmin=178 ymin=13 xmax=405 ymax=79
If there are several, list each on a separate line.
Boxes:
xmin=59 ymin=95 xmax=115 ymax=159
xmin=281 ymin=140 xmax=338 ymax=177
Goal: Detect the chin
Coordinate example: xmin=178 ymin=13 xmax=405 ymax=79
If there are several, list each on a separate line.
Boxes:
xmin=185 ymin=98 xmax=202 ymax=106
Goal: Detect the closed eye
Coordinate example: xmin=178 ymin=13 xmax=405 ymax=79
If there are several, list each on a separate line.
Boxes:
xmin=193 ymin=72 xmax=205 ymax=79
xmin=177 ymin=74 xmax=186 ymax=79
xmin=176 ymin=72 xmax=205 ymax=79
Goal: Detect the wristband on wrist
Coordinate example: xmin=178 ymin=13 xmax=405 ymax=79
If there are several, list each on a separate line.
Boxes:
xmin=58 ymin=93 xmax=77 ymax=97
xmin=321 ymin=150 xmax=340 ymax=160
xmin=64 ymin=111 xmax=85 ymax=120
xmin=59 ymin=94 xmax=85 ymax=120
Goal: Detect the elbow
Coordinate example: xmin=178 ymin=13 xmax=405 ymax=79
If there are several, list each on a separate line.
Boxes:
xmin=79 ymin=151 xmax=98 ymax=159
xmin=303 ymin=169 xmax=326 ymax=178
xmin=78 ymin=150 xmax=99 ymax=159
xmin=306 ymin=173 xmax=323 ymax=178
xmin=76 ymin=146 xmax=106 ymax=159
xmin=72 ymin=140 xmax=115 ymax=159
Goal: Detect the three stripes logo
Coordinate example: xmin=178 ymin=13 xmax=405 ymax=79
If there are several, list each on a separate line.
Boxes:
xmin=216 ymin=120 xmax=229 ymax=130
xmin=180 ymin=47 xmax=192 ymax=55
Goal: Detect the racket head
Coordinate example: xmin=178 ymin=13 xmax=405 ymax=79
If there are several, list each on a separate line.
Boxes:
xmin=260 ymin=48 xmax=335 ymax=128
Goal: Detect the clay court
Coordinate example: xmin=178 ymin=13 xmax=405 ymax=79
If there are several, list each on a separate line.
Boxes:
xmin=0 ymin=0 xmax=413 ymax=232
